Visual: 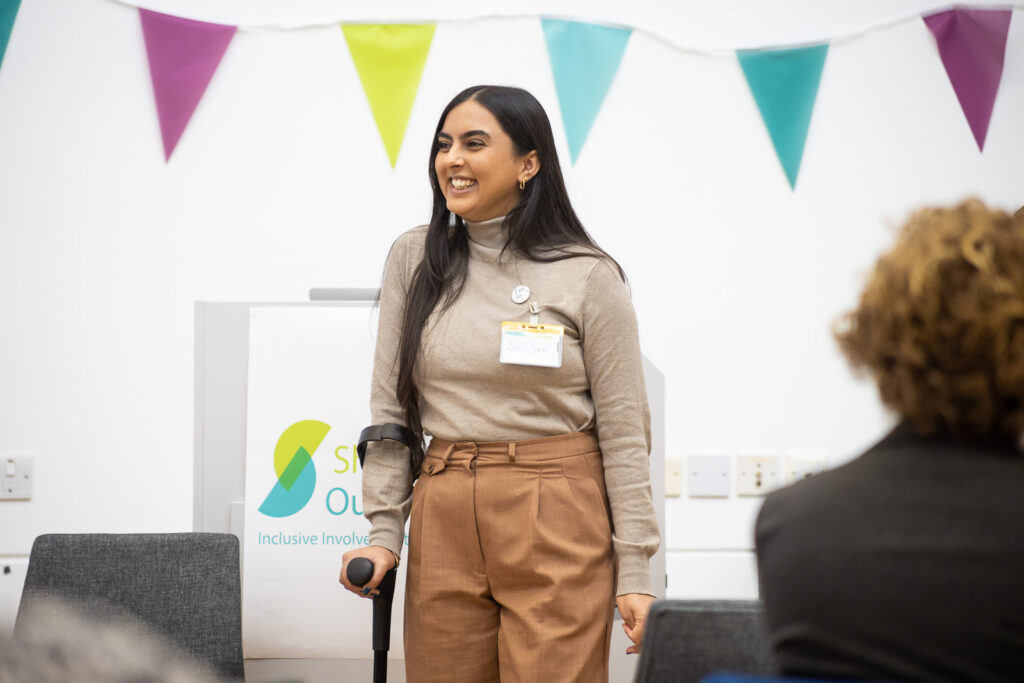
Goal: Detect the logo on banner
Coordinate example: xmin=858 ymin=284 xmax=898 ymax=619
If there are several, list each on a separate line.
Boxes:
xmin=253 ymin=419 xmax=408 ymax=548
xmin=258 ymin=420 xmax=332 ymax=517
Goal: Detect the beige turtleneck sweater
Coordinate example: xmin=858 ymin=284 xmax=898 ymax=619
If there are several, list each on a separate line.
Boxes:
xmin=362 ymin=216 xmax=661 ymax=596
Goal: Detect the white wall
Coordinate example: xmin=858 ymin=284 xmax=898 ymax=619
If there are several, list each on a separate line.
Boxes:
xmin=1 ymin=0 xmax=1022 ymax=627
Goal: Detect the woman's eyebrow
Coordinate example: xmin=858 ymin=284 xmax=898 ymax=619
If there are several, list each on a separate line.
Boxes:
xmin=437 ymin=130 xmax=491 ymax=141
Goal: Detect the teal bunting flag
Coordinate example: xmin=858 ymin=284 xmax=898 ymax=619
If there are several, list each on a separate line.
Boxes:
xmin=542 ymin=18 xmax=632 ymax=163
xmin=0 ymin=0 xmax=22 ymax=73
xmin=738 ymin=44 xmax=829 ymax=190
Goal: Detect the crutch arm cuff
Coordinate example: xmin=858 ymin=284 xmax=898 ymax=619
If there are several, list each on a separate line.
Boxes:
xmin=357 ymin=423 xmax=418 ymax=468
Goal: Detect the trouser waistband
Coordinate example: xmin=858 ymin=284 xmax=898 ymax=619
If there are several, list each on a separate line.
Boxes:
xmin=424 ymin=430 xmax=599 ymax=472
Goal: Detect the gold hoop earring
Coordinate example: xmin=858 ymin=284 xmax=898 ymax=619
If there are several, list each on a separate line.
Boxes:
xmin=519 ymin=177 xmax=526 ymax=191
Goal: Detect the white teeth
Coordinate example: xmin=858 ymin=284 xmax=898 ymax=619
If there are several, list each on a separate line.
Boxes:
xmin=451 ymin=178 xmax=476 ymax=189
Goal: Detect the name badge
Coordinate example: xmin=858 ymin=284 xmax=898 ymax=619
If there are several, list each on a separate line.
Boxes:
xmin=499 ymin=321 xmax=564 ymax=368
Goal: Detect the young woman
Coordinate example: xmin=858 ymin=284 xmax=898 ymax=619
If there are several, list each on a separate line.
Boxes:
xmin=339 ymin=85 xmax=660 ymax=682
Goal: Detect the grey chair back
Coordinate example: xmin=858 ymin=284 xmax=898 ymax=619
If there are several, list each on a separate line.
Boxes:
xmin=15 ymin=533 xmax=244 ymax=680
xmin=633 ymin=600 xmax=776 ymax=683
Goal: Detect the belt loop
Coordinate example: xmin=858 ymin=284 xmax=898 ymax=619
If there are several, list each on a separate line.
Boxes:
xmin=508 ymin=441 xmax=516 ymax=463
xmin=440 ymin=441 xmax=456 ymax=464
xmin=424 ymin=440 xmax=456 ymax=475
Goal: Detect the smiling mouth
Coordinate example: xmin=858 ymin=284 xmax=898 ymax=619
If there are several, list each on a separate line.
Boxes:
xmin=450 ymin=178 xmax=477 ymax=191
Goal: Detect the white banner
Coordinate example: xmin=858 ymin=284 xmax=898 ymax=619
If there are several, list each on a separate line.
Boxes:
xmin=243 ymin=305 xmax=408 ymax=659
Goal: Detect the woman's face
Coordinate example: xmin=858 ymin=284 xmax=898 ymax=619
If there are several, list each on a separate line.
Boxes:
xmin=434 ymin=99 xmax=538 ymax=223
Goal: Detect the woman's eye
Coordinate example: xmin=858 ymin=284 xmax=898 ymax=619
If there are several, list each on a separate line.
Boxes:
xmin=467 ymin=140 xmax=484 ymax=148
xmin=437 ymin=141 xmax=451 ymax=151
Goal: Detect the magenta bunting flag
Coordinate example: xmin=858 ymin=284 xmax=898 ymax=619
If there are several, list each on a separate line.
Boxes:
xmin=139 ymin=9 xmax=237 ymax=161
xmin=924 ymin=8 xmax=1012 ymax=151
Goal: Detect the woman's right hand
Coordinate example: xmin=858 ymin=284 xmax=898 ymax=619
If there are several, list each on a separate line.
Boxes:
xmin=338 ymin=545 xmax=398 ymax=599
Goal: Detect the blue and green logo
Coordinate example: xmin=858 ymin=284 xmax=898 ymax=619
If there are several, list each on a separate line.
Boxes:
xmin=258 ymin=420 xmax=331 ymax=518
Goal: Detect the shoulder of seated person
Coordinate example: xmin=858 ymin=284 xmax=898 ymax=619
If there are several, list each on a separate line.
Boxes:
xmin=762 ymin=461 xmax=860 ymax=517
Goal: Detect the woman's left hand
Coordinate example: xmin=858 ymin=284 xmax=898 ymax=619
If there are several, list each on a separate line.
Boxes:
xmin=616 ymin=593 xmax=656 ymax=654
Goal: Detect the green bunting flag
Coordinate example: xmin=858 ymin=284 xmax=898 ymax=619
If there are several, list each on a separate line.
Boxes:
xmin=0 ymin=0 xmax=22 ymax=73
xmin=738 ymin=44 xmax=829 ymax=190
xmin=542 ymin=19 xmax=632 ymax=164
xmin=342 ymin=24 xmax=435 ymax=168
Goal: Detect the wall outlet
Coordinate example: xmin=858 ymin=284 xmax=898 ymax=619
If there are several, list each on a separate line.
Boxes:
xmin=735 ymin=455 xmax=781 ymax=496
xmin=665 ymin=458 xmax=683 ymax=497
xmin=686 ymin=455 xmax=731 ymax=498
xmin=784 ymin=451 xmax=828 ymax=483
xmin=1 ymin=454 xmax=34 ymax=500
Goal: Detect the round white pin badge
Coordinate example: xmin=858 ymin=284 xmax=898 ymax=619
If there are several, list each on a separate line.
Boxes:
xmin=511 ymin=285 xmax=531 ymax=304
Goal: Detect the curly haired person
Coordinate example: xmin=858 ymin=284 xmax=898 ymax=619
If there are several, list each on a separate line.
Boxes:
xmin=756 ymin=199 xmax=1024 ymax=683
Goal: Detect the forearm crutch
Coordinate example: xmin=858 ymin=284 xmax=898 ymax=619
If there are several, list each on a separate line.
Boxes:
xmin=347 ymin=557 xmax=397 ymax=683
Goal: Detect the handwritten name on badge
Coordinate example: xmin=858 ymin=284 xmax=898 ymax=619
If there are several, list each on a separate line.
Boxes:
xmin=499 ymin=321 xmax=564 ymax=368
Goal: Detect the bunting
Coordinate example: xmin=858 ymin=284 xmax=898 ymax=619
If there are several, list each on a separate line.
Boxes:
xmin=0 ymin=0 xmax=21 ymax=73
xmin=342 ymin=24 xmax=435 ymax=168
xmin=924 ymin=8 xmax=1013 ymax=151
xmin=25 ymin=2 xmax=1016 ymax=182
xmin=541 ymin=19 xmax=632 ymax=164
xmin=139 ymin=9 xmax=237 ymax=161
xmin=738 ymin=44 xmax=829 ymax=190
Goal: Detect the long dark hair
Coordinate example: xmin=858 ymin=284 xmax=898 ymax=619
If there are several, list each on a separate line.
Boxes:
xmin=395 ymin=85 xmax=622 ymax=469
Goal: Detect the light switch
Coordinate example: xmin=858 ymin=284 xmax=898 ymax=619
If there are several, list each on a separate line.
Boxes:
xmin=0 ymin=453 xmax=33 ymax=500
xmin=687 ymin=455 xmax=731 ymax=498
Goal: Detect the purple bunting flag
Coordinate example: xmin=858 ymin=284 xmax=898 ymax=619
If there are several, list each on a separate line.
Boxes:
xmin=924 ymin=8 xmax=1012 ymax=152
xmin=139 ymin=9 xmax=237 ymax=161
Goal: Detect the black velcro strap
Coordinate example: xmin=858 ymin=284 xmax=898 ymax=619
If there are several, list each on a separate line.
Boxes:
xmin=357 ymin=423 xmax=418 ymax=468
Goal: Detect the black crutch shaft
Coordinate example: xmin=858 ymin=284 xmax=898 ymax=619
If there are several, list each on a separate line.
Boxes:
xmin=347 ymin=557 xmax=397 ymax=682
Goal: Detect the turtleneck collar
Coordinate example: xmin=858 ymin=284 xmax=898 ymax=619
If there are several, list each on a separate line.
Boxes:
xmin=464 ymin=215 xmax=509 ymax=250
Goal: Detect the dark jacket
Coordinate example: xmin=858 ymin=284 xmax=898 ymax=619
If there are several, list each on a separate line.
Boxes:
xmin=756 ymin=423 xmax=1024 ymax=682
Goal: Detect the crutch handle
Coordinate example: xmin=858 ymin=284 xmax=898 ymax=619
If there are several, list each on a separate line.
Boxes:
xmin=347 ymin=557 xmax=374 ymax=587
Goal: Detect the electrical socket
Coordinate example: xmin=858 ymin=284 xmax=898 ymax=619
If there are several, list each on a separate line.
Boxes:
xmin=1 ymin=454 xmax=34 ymax=500
xmin=784 ymin=451 xmax=828 ymax=483
xmin=735 ymin=455 xmax=781 ymax=496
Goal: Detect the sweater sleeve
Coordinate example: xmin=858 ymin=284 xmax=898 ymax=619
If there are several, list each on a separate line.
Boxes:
xmin=361 ymin=230 xmax=421 ymax=557
xmin=580 ymin=259 xmax=661 ymax=596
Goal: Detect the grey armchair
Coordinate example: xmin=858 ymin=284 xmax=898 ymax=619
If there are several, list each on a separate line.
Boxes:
xmin=633 ymin=600 xmax=776 ymax=683
xmin=15 ymin=533 xmax=244 ymax=680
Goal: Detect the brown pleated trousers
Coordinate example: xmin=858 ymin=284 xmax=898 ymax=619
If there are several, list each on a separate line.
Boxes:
xmin=404 ymin=431 xmax=616 ymax=683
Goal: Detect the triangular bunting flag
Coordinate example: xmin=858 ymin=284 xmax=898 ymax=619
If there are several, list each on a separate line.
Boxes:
xmin=139 ymin=9 xmax=236 ymax=161
xmin=0 ymin=0 xmax=22 ymax=73
xmin=924 ymin=8 xmax=1012 ymax=151
xmin=342 ymin=24 xmax=435 ymax=168
xmin=738 ymin=44 xmax=829 ymax=190
xmin=541 ymin=19 xmax=632 ymax=164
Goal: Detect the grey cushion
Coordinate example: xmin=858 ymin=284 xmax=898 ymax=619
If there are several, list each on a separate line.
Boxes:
xmin=634 ymin=600 xmax=777 ymax=683
xmin=15 ymin=533 xmax=244 ymax=680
